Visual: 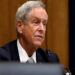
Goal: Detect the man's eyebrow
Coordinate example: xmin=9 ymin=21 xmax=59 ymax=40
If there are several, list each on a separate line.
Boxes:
xmin=32 ymin=16 xmax=48 ymax=21
xmin=32 ymin=16 xmax=39 ymax=19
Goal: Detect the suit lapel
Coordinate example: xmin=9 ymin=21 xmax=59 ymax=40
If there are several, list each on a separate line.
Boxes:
xmin=36 ymin=48 xmax=46 ymax=63
xmin=9 ymin=40 xmax=20 ymax=61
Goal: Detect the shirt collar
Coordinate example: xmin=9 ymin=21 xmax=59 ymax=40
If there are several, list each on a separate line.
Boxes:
xmin=17 ymin=39 xmax=36 ymax=63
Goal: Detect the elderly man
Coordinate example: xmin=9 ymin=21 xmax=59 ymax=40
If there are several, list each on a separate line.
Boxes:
xmin=0 ymin=1 xmax=59 ymax=63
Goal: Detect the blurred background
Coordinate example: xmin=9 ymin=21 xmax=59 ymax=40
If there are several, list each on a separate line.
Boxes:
xmin=0 ymin=0 xmax=74 ymax=72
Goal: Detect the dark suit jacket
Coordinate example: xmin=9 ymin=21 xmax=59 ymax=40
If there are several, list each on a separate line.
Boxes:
xmin=0 ymin=40 xmax=59 ymax=63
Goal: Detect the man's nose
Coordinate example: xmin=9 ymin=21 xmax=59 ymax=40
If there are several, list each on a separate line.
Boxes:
xmin=39 ymin=23 xmax=46 ymax=31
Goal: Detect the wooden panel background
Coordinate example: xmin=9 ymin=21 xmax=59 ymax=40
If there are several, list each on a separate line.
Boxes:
xmin=0 ymin=0 xmax=69 ymax=68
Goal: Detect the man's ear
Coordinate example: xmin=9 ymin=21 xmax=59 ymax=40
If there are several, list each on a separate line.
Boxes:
xmin=16 ymin=20 xmax=23 ymax=34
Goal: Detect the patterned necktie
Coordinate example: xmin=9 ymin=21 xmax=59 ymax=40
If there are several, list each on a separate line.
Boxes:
xmin=26 ymin=57 xmax=35 ymax=63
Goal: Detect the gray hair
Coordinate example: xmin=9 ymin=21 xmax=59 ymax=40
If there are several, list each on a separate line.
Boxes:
xmin=15 ymin=0 xmax=45 ymax=26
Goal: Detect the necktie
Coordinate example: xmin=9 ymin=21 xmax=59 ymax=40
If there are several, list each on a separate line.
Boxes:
xmin=26 ymin=57 xmax=35 ymax=63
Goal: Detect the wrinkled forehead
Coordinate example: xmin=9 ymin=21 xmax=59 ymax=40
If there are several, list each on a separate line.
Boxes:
xmin=29 ymin=7 xmax=48 ymax=20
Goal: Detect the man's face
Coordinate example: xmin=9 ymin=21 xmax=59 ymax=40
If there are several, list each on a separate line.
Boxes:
xmin=21 ymin=7 xmax=48 ymax=48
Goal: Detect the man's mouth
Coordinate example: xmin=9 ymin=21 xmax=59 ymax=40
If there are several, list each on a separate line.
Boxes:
xmin=35 ymin=35 xmax=43 ymax=39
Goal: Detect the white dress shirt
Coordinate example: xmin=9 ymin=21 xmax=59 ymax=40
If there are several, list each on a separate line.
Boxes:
xmin=17 ymin=39 xmax=36 ymax=63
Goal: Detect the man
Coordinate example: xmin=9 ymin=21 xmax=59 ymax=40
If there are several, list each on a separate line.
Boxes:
xmin=0 ymin=1 xmax=59 ymax=63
